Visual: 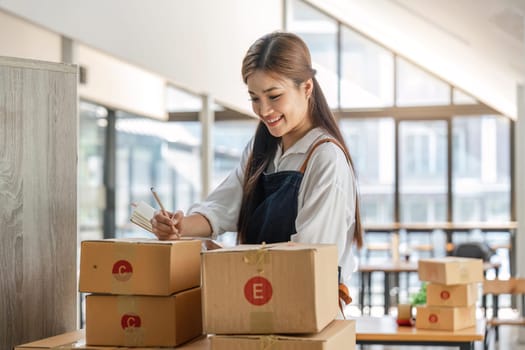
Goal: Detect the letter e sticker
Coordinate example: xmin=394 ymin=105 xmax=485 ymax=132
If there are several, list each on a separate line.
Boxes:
xmin=244 ymin=276 xmax=273 ymax=306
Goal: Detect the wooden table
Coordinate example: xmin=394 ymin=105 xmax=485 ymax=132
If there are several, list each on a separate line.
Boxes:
xmin=355 ymin=316 xmax=484 ymax=350
xmin=358 ymin=261 xmax=501 ymax=313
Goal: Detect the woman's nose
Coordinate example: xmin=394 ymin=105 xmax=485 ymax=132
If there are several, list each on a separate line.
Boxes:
xmin=259 ymin=100 xmax=273 ymax=117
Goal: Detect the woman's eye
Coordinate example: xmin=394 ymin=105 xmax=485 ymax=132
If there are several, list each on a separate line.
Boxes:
xmin=269 ymin=95 xmax=282 ymax=100
xmin=249 ymin=96 xmax=259 ymax=102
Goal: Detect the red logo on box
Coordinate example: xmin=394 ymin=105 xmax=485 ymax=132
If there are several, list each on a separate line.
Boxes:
xmin=440 ymin=290 xmax=450 ymax=300
xmin=244 ymin=276 xmax=273 ymax=306
xmin=429 ymin=314 xmax=438 ymax=323
xmin=121 ymin=314 xmax=141 ymax=329
xmin=112 ymin=260 xmax=133 ymax=281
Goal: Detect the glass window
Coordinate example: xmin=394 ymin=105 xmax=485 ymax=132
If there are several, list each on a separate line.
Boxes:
xmin=453 ymin=116 xmax=510 ymax=222
xmin=213 ymin=119 xmax=258 ymax=188
xmin=399 ymin=120 xmax=447 ymax=222
xmin=340 ymin=27 xmax=394 ymax=108
xmin=115 ymin=113 xmax=201 ymax=237
xmin=78 ymin=101 xmax=107 ymax=241
xmin=340 ymin=118 xmax=395 ymax=223
xmin=453 ymin=87 xmax=477 ymax=105
xmin=396 ymin=58 xmax=450 ymax=106
xmin=288 ymin=0 xmax=338 ymax=108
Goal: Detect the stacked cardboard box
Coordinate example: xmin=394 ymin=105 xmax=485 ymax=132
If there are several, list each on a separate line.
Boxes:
xmin=415 ymin=257 xmax=483 ymax=331
xmin=79 ymin=238 xmax=203 ymax=347
xmin=201 ymin=242 xmax=356 ymax=349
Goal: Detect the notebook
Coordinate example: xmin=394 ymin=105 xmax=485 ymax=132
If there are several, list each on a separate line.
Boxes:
xmin=130 ymin=201 xmax=156 ymax=233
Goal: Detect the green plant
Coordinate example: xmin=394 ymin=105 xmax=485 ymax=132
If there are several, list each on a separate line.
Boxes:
xmin=410 ymin=282 xmax=427 ymax=305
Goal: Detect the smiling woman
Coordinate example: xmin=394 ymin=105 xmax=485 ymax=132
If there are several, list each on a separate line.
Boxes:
xmin=151 ymin=32 xmax=363 ymax=287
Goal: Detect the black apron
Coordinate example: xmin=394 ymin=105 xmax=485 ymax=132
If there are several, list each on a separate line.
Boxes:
xmin=244 ymin=138 xmax=348 ymax=245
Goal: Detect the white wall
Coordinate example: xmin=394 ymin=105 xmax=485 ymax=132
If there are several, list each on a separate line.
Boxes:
xmin=0 ymin=10 xmax=61 ymax=62
xmin=0 ymin=0 xmax=283 ymax=116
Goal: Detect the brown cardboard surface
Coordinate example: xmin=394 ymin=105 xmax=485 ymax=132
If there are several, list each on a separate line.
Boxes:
xmin=79 ymin=238 xmax=201 ymax=295
xmin=15 ymin=330 xmax=84 ymax=349
xmin=426 ymin=282 xmax=479 ymax=307
xmin=417 ymin=257 xmax=483 ymax=285
xmin=415 ymin=305 xmax=476 ymax=331
xmin=16 ymin=332 xmax=210 ymax=350
xmin=86 ymin=287 xmax=202 ymax=347
xmin=202 ymin=242 xmax=339 ymax=334
xmin=210 ymin=320 xmax=356 ymax=350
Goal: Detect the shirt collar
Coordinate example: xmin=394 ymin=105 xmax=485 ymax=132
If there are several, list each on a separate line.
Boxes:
xmin=280 ymin=127 xmax=328 ymax=156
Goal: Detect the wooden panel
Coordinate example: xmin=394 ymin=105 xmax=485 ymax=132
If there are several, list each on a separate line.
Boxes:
xmin=0 ymin=56 xmax=77 ymax=350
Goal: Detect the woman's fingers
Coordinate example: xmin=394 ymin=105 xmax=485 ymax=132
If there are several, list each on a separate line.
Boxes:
xmin=151 ymin=210 xmax=182 ymax=240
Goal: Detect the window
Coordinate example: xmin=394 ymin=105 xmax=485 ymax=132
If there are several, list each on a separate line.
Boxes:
xmin=453 ymin=116 xmax=510 ymax=222
xmin=396 ymin=58 xmax=450 ymax=106
xmin=288 ymin=0 xmax=338 ymax=108
xmin=340 ymin=118 xmax=395 ymax=223
xmin=399 ymin=120 xmax=447 ymax=222
xmin=340 ymin=27 xmax=394 ymax=108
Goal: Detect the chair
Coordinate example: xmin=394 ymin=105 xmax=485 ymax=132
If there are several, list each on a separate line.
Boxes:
xmin=451 ymin=242 xmax=495 ymax=261
xmin=482 ymin=278 xmax=525 ymax=350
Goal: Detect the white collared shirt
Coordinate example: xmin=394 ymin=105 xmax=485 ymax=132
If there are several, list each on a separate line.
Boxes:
xmin=189 ymin=127 xmax=358 ymax=283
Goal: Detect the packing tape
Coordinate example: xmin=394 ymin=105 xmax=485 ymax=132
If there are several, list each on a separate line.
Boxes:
xmin=397 ymin=303 xmax=412 ymax=320
xmin=117 ymin=296 xmax=146 ymax=346
xmin=250 ymin=312 xmax=274 ymax=333
xmin=111 ymin=242 xmax=138 ymax=294
xmin=259 ymin=335 xmax=278 ymax=350
xmin=243 ymin=244 xmax=270 ymax=273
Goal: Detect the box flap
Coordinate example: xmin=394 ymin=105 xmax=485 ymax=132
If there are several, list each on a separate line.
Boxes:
xmin=202 ymin=242 xmax=334 ymax=254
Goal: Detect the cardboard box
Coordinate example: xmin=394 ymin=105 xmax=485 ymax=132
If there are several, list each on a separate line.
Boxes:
xmin=426 ymin=282 xmax=479 ymax=307
xmin=79 ymin=238 xmax=201 ymax=295
xmin=15 ymin=330 xmax=84 ymax=349
xmin=86 ymin=287 xmax=202 ymax=347
xmin=415 ymin=305 xmax=476 ymax=331
xmin=210 ymin=320 xmax=355 ymax=350
xmin=418 ymin=257 xmax=483 ymax=285
xmin=202 ymin=242 xmax=338 ymax=334
xmin=16 ymin=331 xmax=211 ymax=349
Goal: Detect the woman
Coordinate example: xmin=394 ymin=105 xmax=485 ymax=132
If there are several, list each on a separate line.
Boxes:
xmin=151 ymin=31 xmax=362 ymax=285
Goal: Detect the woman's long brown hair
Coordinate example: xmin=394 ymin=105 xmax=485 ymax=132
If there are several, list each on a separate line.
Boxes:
xmin=237 ymin=32 xmax=363 ymax=249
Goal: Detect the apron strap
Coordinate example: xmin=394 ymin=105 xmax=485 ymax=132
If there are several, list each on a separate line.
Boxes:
xmin=299 ymin=138 xmax=351 ymax=173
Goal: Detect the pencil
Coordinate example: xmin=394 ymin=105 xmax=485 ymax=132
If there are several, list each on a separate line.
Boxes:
xmin=150 ymin=187 xmax=167 ymax=212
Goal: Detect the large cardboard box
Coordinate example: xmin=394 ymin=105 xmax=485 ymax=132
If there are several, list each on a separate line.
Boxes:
xmin=86 ymin=287 xmax=202 ymax=347
xmin=15 ymin=331 xmax=210 ymax=349
xmin=79 ymin=238 xmax=201 ymax=295
xmin=415 ymin=305 xmax=476 ymax=331
xmin=202 ymin=242 xmax=338 ymax=334
xmin=210 ymin=320 xmax=355 ymax=350
xmin=426 ymin=282 xmax=479 ymax=307
xmin=418 ymin=257 xmax=483 ymax=285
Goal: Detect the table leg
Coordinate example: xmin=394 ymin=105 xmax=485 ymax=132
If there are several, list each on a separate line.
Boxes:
xmin=459 ymin=341 xmax=474 ymax=350
xmin=384 ymin=272 xmax=390 ymax=314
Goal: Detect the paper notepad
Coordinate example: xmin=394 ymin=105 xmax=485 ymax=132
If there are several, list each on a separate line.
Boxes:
xmin=130 ymin=201 xmax=156 ymax=232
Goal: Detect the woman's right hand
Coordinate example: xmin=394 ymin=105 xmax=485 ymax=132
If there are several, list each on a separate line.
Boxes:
xmin=151 ymin=210 xmax=184 ymax=240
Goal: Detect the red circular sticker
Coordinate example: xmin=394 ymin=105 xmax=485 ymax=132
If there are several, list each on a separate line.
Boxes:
xmin=112 ymin=260 xmax=133 ymax=281
xmin=121 ymin=314 xmax=141 ymax=330
xmin=244 ymin=276 xmax=273 ymax=306
xmin=440 ymin=290 xmax=450 ymax=300
xmin=429 ymin=314 xmax=438 ymax=323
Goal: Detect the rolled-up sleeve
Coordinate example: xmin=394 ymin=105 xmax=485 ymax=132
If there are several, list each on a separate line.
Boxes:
xmin=188 ymin=139 xmax=252 ymax=238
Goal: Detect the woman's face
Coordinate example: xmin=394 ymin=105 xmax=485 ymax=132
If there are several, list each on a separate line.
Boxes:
xmin=247 ymin=70 xmax=313 ymax=151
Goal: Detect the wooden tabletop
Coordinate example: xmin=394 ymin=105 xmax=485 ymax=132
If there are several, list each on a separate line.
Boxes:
xmin=354 ymin=316 xmax=484 ymax=342
xmin=364 ymin=221 xmax=516 ymax=232
xmin=358 ymin=260 xmax=501 ymax=273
